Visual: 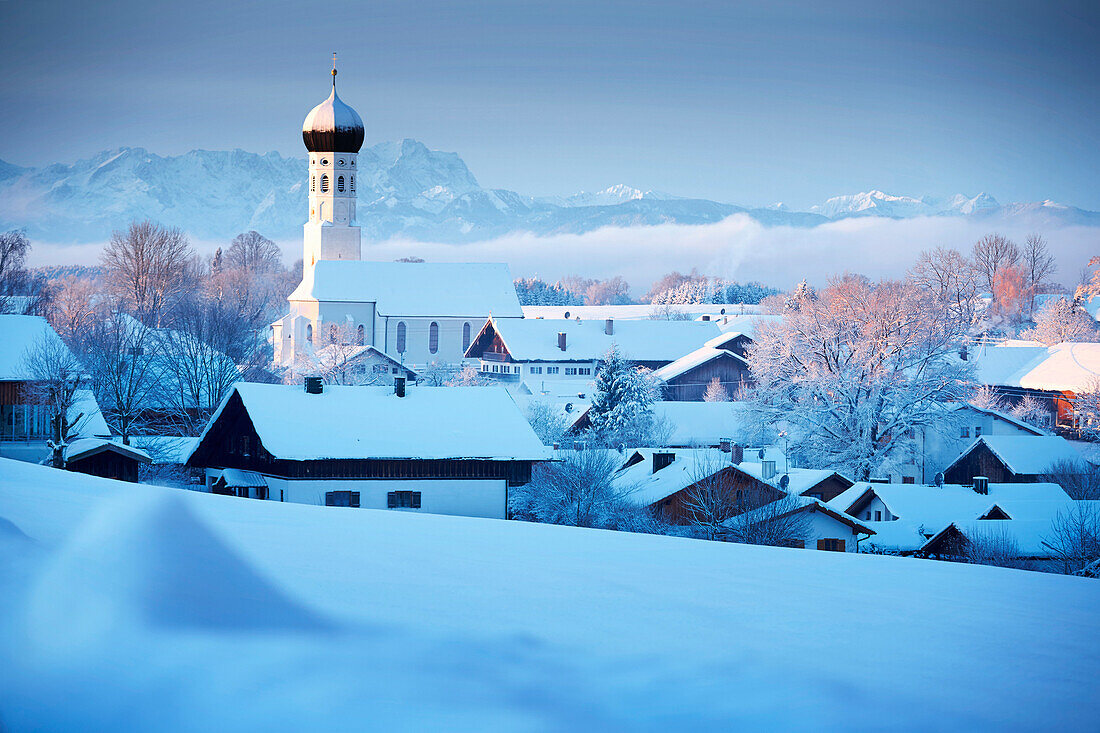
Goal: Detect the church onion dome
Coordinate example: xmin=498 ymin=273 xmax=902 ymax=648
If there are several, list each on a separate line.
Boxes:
xmin=302 ymin=68 xmax=364 ymax=153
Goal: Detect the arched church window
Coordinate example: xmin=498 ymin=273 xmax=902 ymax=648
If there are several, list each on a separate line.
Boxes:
xmin=429 ymin=322 xmax=440 ymax=354
xmin=462 ymin=322 xmax=472 ymax=351
xmin=357 ymin=324 xmax=365 ymax=346
xmin=396 ymin=322 xmax=406 ymax=353
xmin=337 ymin=176 xmax=345 ymax=192
xmin=311 ymin=175 xmax=316 ymax=192
xmin=306 ymin=324 xmax=313 ymax=344
xmin=321 ymin=174 xmax=329 ymax=193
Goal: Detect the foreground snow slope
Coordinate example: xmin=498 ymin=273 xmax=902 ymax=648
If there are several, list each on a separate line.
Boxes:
xmin=0 ymin=458 xmax=1097 ymax=731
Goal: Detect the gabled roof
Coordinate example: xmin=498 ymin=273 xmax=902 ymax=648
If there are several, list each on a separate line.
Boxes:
xmin=949 ymin=403 xmax=1047 ymax=436
xmin=194 ymin=383 xmax=552 ymax=462
xmin=651 ymin=345 xmax=746 ymax=381
xmin=312 ymin=343 xmax=417 ymax=376
xmin=973 ymin=341 xmax=1100 ymax=393
xmin=0 ymin=315 xmax=83 ymax=381
xmin=64 ymin=438 xmax=151 ymax=464
xmin=469 ymin=316 xmax=723 ymax=362
xmin=945 ymin=435 xmax=1087 ymax=476
xmin=290 ymin=261 xmax=523 ymax=318
xmin=727 ymin=495 xmax=875 ymax=535
xmin=648 ymin=401 xmax=752 ymax=447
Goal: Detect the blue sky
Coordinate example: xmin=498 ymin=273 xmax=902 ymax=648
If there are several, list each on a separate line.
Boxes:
xmin=1 ymin=0 xmax=1097 ymax=210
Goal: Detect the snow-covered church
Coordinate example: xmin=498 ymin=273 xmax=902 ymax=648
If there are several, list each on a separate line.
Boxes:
xmin=272 ymin=64 xmax=522 ymax=369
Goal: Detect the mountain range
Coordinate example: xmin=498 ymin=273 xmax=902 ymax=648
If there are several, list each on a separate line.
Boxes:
xmin=1 ymin=142 xmax=1097 ymax=244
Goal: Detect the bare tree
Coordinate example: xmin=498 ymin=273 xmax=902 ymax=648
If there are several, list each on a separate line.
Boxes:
xmin=965 ymin=527 xmax=1024 ymax=569
xmin=82 ymin=307 xmax=160 ymax=444
xmin=46 ymin=274 xmax=98 ymax=348
xmin=225 ymin=231 xmax=284 ymax=274
xmin=292 ymin=321 xmax=376 ymax=386
xmin=101 ymin=221 xmax=197 ymax=326
xmin=510 ymin=448 xmax=637 ymax=529
xmin=723 ymin=488 xmax=811 ymax=548
xmin=0 ymin=230 xmax=47 ymax=315
xmin=445 ymin=364 xmax=487 ymax=386
xmin=680 ymin=454 xmax=745 ymax=540
xmin=1043 ymin=503 xmax=1100 ymax=575
xmin=908 ymin=247 xmax=980 ymax=331
xmin=1042 ymin=458 xmax=1100 ymax=500
xmin=703 ymin=377 xmax=729 ymax=402
xmin=969 ymin=385 xmax=1007 ymax=413
xmin=1022 ymin=234 xmax=1057 ymax=319
xmin=972 ymin=234 xmax=1020 ymax=297
xmin=524 ymin=400 xmax=570 ymax=446
xmin=21 ymin=335 xmax=89 ymax=467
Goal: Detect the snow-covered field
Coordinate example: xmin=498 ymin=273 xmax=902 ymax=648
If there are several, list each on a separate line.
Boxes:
xmin=1 ymin=457 xmax=1097 ymax=731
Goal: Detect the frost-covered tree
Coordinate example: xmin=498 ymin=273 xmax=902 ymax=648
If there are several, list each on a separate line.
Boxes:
xmin=965 ymin=527 xmax=1023 ymax=569
xmin=909 ymin=247 xmax=980 ymax=332
xmin=513 ymin=277 xmax=583 ymax=306
xmin=524 ymin=399 xmax=570 ymax=446
xmin=417 ymin=360 xmax=458 ymax=387
xmin=1020 ymin=297 xmax=1099 ymax=345
xmin=101 ymin=221 xmax=198 ymax=327
xmin=587 ymin=345 xmax=662 ymax=447
xmin=748 ymin=275 xmax=974 ymax=480
xmin=1043 ymin=503 xmax=1100 ymax=575
xmin=1022 ymin=234 xmax=1057 ymax=319
xmin=445 ymin=364 xmax=486 ymax=386
xmin=0 ymin=230 xmax=47 ymax=315
xmin=703 ymin=377 xmax=729 ymax=402
xmin=225 ymin=231 xmax=283 ymax=274
xmin=972 ymin=233 xmax=1020 ymax=297
xmin=1072 ymin=378 xmax=1100 ymax=441
xmin=1008 ymin=394 xmax=1053 ymax=430
xmin=722 ymin=489 xmax=810 ymax=548
xmin=22 ymin=334 xmax=88 ymax=467
xmin=969 ymin=385 xmax=1007 ymax=413
xmin=509 ymin=448 xmax=643 ymax=529
xmin=82 ymin=307 xmax=160 ymax=444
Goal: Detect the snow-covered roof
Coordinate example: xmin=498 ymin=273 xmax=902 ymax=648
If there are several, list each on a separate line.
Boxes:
xmin=474 ymin=317 xmax=723 ymax=362
xmin=727 ymin=494 xmax=874 ymax=535
xmin=972 ymin=341 xmax=1100 ymax=393
xmin=71 ymin=389 xmax=110 ymax=438
xmin=716 ymin=314 xmax=783 ymax=340
xmin=0 ymin=315 xmax=80 ymax=381
xmin=522 ymin=304 xmax=762 ymax=321
xmin=291 ymin=261 xmax=523 ymax=318
xmin=829 ymin=480 xmax=1073 ymax=530
xmin=649 ymin=401 xmax=747 ymax=447
xmin=652 ymin=345 xmax=746 ymax=382
xmin=948 ymin=403 xmax=1048 ymax=436
xmin=919 ymin=505 xmax=1098 ymax=557
xmin=64 ymin=438 xmax=151 ymax=464
xmin=311 ymin=343 xmax=416 ymax=375
xmin=130 ymin=436 xmax=201 ymax=465
xmin=199 ymin=383 xmax=552 ymax=462
xmin=947 ymin=435 xmax=1087 ymax=476
xmin=216 ymin=468 xmax=268 ymax=488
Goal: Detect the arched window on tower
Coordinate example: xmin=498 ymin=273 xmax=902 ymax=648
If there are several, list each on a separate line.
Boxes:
xmin=306 ymin=324 xmax=313 ymax=345
xmin=337 ymin=176 xmax=345 ymax=192
xmin=462 ymin=322 xmax=472 ymax=351
xmin=321 ymin=174 xmax=329 ymax=193
xmin=350 ymin=176 xmax=356 ymax=192
xmin=311 ymin=175 xmax=316 ymax=192
xmin=396 ymin=322 xmax=406 ymax=353
xmin=357 ymin=324 xmax=365 ymax=345
xmin=429 ymin=322 xmax=440 ymax=354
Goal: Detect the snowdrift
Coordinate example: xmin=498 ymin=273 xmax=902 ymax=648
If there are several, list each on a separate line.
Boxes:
xmin=0 ymin=457 xmax=1097 ymax=730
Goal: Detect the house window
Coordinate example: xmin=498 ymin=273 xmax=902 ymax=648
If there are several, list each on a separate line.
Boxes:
xmin=902 ymin=476 xmax=915 ymax=484
xmin=974 ymin=426 xmax=982 ymax=437
xmin=565 ymin=368 xmax=578 ymax=376
xmin=357 ymin=324 xmax=365 ymax=345
xmin=530 ymin=366 xmax=542 ymax=374
xmin=325 ymin=491 xmax=360 ymax=507
xmin=546 ymin=366 xmax=559 ymax=374
xmin=396 ymin=322 xmax=406 ymax=353
xmin=865 ymin=511 xmax=871 ymax=520
xmin=321 ymin=174 xmax=329 ymax=192
xmin=463 ymin=322 xmax=472 ymax=351
xmin=578 ymin=367 xmax=591 ymax=375
xmin=306 ymin=324 xmax=313 ymax=344
xmin=429 ymin=322 xmax=439 ymax=353
xmin=337 ymin=175 xmax=345 ymax=192
xmin=387 ymin=491 xmax=422 ymax=509
xmin=960 ymin=427 xmax=970 ymax=438
xmin=373 ymin=364 xmax=387 ymax=373
xmin=817 ymin=538 xmax=846 ymax=552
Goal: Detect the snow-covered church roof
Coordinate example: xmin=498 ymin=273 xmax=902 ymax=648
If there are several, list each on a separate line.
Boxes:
xmin=198 ymin=383 xmax=551 ymax=462
xmin=290 ymin=261 xmax=523 ymax=318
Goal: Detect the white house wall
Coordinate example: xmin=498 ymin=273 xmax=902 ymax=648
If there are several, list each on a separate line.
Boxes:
xmin=804 ymin=510 xmax=865 ymax=552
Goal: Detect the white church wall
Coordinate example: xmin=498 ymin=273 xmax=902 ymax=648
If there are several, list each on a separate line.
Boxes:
xmin=379 ymin=315 xmax=481 ymax=369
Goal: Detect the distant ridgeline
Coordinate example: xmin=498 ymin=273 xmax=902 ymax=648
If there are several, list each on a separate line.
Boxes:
xmin=1 ymin=145 xmax=1098 ymax=244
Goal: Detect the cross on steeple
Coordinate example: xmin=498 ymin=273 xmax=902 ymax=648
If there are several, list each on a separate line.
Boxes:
xmin=332 ymin=52 xmax=338 ymax=87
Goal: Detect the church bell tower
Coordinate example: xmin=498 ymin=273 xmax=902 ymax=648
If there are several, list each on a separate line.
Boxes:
xmin=301 ymin=55 xmax=365 ymax=266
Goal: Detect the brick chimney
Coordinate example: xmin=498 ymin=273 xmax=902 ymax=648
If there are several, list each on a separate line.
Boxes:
xmin=304 ymin=376 xmax=323 ymax=394
xmin=605 ymin=318 xmax=614 ymax=335
xmin=730 ymin=443 xmax=744 ymax=465
xmin=557 ymin=332 xmax=567 ymax=351
xmin=394 ymin=376 xmax=406 ymax=398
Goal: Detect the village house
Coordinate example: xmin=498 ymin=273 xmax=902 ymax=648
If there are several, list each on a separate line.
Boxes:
xmin=941 ymin=434 xmax=1088 ymax=485
xmin=828 ymin=479 xmax=1076 ymax=558
xmin=63 ymin=437 xmax=151 ymax=483
xmin=0 ymin=315 xmax=109 ymax=463
xmin=613 ymin=446 xmax=865 ymax=550
xmin=308 ymin=342 xmax=419 ymax=386
xmin=651 ymin=332 xmax=754 ymax=401
xmin=187 ymin=379 xmax=552 ymax=519
xmin=465 ymin=315 xmax=724 ymax=384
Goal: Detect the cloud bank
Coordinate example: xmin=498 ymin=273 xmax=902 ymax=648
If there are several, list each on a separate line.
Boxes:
xmin=28 ymin=214 xmax=1099 ymax=294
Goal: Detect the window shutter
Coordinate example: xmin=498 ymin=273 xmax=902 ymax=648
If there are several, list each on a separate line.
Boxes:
xmin=350 ymin=492 xmax=360 ymax=508
xmin=325 ymin=491 xmax=335 ymax=506
xmin=412 ymin=492 xmax=422 ymax=509
xmin=387 ymin=492 xmax=397 ymax=508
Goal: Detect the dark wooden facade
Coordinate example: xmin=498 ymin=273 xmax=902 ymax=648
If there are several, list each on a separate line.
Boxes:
xmin=661 ymin=352 xmax=752 ymax=401
xmin=67 ymin=449 xmax=143 ymax=483
xmin=943 ymin=442 xmax=1037 ymax=485
xmin=188 ymin=391 xmax=536 ymax=488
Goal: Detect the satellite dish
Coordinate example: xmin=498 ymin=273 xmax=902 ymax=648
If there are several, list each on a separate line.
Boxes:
xmin=778 ymin=474 xmax=790 ymax=491
xmin=758 ymin=449 xmax=766 ymax=460
xmin=934 ymin=472 xmax=945 ymax=487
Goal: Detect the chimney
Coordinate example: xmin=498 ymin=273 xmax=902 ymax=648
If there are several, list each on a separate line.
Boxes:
xmin=304 ymin=376 xmax=323 ymax=395
xmin=719 ymin=438 xmax=731 ymax=453
xmin=605 ymin=318 xmax=614 ymax=335
xmin=761 ymin=459 xmax=776 ymax=480
xmin=730 ymin=443 xmax=744 ymax=465
xmin=701 ymin=314 xmax=710 ymax=321
xmin=394 ymin=376 xmax=406 ymax=398
xmin=973 ymin=476 xmax=989 ymax=495
xmin=652 ymin=451 xmax=675 ymax=474
xmin=959 ymin=344 xmax=968 ymax=361
xmin=557 ymin=332 xmax=567 ymax=351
